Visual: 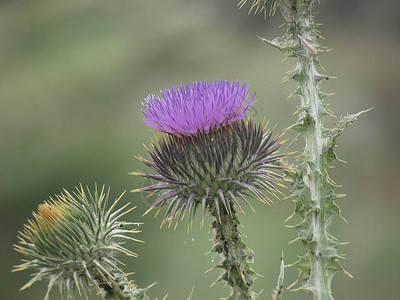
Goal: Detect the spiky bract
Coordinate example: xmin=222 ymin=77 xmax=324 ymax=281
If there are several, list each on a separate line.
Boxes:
xmin=142 ymin=80 xmax=256 ymax=136
xmin=133 ymin=120 xmax=284 ymax=226
xmin=14 ymin=185 xmax=140 ymax=299
xmin=238 ymin=0 xmax=279 ymax=17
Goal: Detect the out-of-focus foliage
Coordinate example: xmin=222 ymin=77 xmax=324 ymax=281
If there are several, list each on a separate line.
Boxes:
xmin=2 ymin=0 xmax=400 ymax=299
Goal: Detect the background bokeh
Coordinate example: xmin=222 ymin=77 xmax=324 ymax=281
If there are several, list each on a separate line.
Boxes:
xmin=2 ymin=0 xmax=400 ymax=299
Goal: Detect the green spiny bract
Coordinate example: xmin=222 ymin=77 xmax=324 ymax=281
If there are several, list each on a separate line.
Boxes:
xmin=133 ymin=119 xmax=285 ymax=227
xmin=134 ymin=119 xmax=285 ymax=299
xmin=238 ymin=0 xmax=279 ymax=17
xmin=14 ymin=185 xmax=143 ymax=300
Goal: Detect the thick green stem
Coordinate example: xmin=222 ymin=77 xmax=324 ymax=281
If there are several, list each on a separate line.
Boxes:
xmin=210 ymin=204 xmax=256 ymax=300
xmin=297 ymin=10 xmax=332 ymax=300
xmin=264 ymin=0 xmax=347 ymax=299
xmin=289 ymin=2 xmax=337 ymax=299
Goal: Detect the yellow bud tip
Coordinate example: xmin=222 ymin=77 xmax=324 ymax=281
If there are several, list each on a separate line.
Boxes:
xmin=38 ymin=203 xmax=60 ymax=225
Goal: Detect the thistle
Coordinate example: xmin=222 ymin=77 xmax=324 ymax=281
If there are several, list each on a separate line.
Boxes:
xmin=14 ymin=185 xmax=149 ymax=300
xmin=134 ymin=80 xmax=286 ymax=299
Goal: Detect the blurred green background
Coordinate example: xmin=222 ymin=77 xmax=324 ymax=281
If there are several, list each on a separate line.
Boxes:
xmin=2 ymin=0 xmax=400 ymax=299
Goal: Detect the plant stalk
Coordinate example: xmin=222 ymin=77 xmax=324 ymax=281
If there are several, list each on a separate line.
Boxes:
xmin=101 ymin=273 xmax=150 ymax=300
xmin=260 ymin=0 xmax=354 ymax=299
xmin=210 ymin=203 xmax=257 ymax=300
xmin=295 ymin=4 xmax=333 ymax=299
xmin=285 ymin=1 xmax=337 ymax=299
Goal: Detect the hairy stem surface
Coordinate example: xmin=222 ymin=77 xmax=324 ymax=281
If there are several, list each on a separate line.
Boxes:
xmin=211 ymin=204 xmax=256 ymax=300
xmin=101 ymin=273 xmax=149 ymax=300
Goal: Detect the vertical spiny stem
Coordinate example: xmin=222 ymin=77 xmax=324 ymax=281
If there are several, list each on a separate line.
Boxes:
xmin=211 ymin=203 xmax=257 ymax=300
xmin=295 ymin=3 xmax=332 ymax=299
xmin=236 ymin=1 xmax=368 ymax=298
xmin=283 ymin=1 xmax=338 ymax=299
xmin=257 ymin=0 xmax=356 ymax=299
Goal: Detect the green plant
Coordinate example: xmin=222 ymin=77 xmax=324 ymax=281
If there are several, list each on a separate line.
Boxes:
xmin=13 ymin=2 xmax=369 ymax=299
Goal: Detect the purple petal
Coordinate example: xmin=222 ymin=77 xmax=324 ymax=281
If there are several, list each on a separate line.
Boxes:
xmin=142 ymin=80 xmax=256 ymax=136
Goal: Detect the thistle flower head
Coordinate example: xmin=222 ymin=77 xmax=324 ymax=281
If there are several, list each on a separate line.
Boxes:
xmin=14 ymin=185 xmax=140 ymax=299
xmin=142 ymin=80 xmax=256 ymax=136
xmin=134 ymin=119 xmax=285 ymax=226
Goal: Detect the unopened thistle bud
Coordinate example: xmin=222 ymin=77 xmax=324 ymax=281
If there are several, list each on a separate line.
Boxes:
xmin=134 ymin=79 xmax=286 ymax=299
xmin=14 ymin=185 xmax=144 ymax=300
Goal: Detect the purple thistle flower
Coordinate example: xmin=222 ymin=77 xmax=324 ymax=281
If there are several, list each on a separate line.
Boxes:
xmin=142 ymin=80 xmax=256 ymax=136
xmin=136 ymin=80 xmax=286 ymax=299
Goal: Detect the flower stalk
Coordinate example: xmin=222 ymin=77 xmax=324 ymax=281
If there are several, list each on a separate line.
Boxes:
xmin=102 ymin=273 xmax=151 ymax=300
xmin=210 ymin=204 xmax=256 ymax=300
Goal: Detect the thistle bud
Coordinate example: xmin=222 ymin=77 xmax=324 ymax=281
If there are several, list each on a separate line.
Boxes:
xmin=14 ymin=185 xmax=142 ymax=299
xmin=134 ymin=119 xmax=284 ymax=225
